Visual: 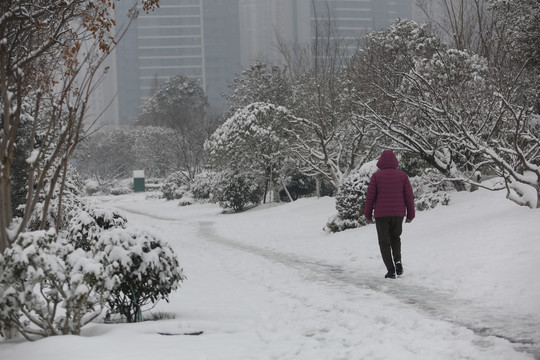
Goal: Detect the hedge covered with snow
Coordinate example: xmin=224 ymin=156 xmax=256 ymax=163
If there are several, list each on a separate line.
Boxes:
xmin=0 ymin=204 xmax=186 ymax=339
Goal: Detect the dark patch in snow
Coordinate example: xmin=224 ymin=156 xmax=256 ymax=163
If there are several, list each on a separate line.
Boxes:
xmin=158 ymin=331 xmax=204 ymax=336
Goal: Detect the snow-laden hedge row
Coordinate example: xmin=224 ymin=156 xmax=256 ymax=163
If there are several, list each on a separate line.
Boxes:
xmin=0 ymin=230 xmax=115 ymax=339
xmin=0 ymin=207 xmax=185 ymax=339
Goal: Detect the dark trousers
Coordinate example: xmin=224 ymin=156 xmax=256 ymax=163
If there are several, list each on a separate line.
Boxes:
xmin=375 ymin=217 xmax=403 ymax=273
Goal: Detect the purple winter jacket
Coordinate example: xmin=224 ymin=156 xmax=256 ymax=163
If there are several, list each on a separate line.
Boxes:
xmin=364 ymin=150 xmax=415 ymax=221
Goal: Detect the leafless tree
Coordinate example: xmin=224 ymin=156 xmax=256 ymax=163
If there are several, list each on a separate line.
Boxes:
xmin=275 ymin=0 xmax=379 ymax=190
xmin=0 ymin=0 xmax=160 ymax=253
xmin=416 ymin=0 xmax=505 ymax=64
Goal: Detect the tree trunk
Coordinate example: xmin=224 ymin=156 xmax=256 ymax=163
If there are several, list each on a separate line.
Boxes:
xmin=280 ymin=177 xmax=294 ymax=202
xmin=0 ymin=171 xmax=13 ymax=253
xmin=273 ymin=180 xmax=280 ymax=203
xmin=268 ymin=169 xmax=273 ymax=202
xmin=56 ymin=162 xmax=69 ymax=232
xmin=534 ymin=184 xmax=540 ymax=209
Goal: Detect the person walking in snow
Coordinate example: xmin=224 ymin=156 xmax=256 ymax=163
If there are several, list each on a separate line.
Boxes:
xmin=364 ymin=150 xmax=415 ymax=279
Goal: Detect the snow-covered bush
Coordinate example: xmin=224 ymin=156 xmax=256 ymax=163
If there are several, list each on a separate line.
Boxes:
xmin=68 ymin=206 xmax=127 ymax=251
xmin=97 ymin=228 xmax=186 ymax=323
xmin=144 ymin=191 xmax=164 ymax=200
xmin=325 ymin=214 xmax=366 ymax=233
xmin=0 ymin=230 xmax=117 ymax=339
xmin=213 ymin=171 xmax=264 ymax=212
xmin=415 ymin=192 xmax=451 ymax=211
xmin=326 ymin=161 xmax=378 ymax=232
xmin=177 ymin=192 xmax=195 ymax=207
xmin=411 ymin=170 xmax=452 ymax=211
xmin=335 ymin=163 xmax=377 ymax=220
xmin=160 ymin=172 xmax=188 ymax=201
xmin=399 ymin=152 xmax=430 ymax=178
xmin=98 ymin=179 xmax=133 ymax=196
xmin=66 ymin=202 xmax=184 ymax=323
xmin=83 ymin=179 xmax=101 ymax=196
xmin=191 ymin=171 xmax=217 ymax=200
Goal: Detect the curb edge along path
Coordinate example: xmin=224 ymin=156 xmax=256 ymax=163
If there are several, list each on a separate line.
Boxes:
xmin=197 ymin=220 xmax=540 ymax=360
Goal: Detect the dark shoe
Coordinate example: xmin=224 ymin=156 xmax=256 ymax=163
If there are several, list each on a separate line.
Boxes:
xmin=385 ymin=272 xmax=396 ymax=279
xmin=395 ymin=261 xmax=403 ymax=276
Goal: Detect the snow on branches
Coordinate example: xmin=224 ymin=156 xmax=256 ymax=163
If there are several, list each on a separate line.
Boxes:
xmin=350 ymin=18 xmax=540 ymax=207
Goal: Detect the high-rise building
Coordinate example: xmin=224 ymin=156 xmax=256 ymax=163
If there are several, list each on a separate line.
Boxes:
xmin=239 ymin=0 xmax=309 ymax=67
xmin=310 ymin=0 xmax=414 ymax=55
xmin=83 ymin=47 xmax=119 ymax=129
xmin=113 ymin=0 xmax=241 ymax=126
xmin=107 ymin=0 xmax=416 ymax=126
xmin=202 ymin=0 xmax=242 ymax=109
xmin=137 ymin=0 xmax=205 ymax=100
xmin=238 ymin=0 xmax=415 ymax=67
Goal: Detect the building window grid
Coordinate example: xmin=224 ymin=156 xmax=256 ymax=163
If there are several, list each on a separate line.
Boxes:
xmin=138 ymin=35 xmax=202 ymax=40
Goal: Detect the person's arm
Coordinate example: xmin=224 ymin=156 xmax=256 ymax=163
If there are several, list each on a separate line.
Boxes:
xmin=404 ymin=175 xmax=415 ymax=222
xmin=364 ymin=175 xmax=377 ymax=222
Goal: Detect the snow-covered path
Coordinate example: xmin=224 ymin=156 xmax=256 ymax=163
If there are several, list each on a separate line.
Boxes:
xmin=198 ymin=220 xmax=540 ymax=358
xmin=2 ymin=191 xmax=539 ymax=360
xmin=108 ymin=194 xmax=538 ymax=360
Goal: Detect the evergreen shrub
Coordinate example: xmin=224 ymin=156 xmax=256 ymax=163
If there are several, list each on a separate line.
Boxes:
xmin=68 ymin=206 xmax=127 ymax=251
xmin=191 ymin=171 xmax=217 ymax=200
xmin=0 ymin=230 xmax=116 ymax=338
xmin=160 ymin=172 xmax=187 ymax=201
xmin=98 ymin=228 xmax=186 ymax=323
xmin=410 ymin=169 xmax=452 ymax=210
xmin=326 ymin=161 xmax=378 ymax=232
xmin=213 ymin=171 xmax=264 ymax=212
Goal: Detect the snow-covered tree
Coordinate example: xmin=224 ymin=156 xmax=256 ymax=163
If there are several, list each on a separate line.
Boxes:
xmin=135 ymin=74 xmax=208 ymax=130
xmin=131 ymin=126 xmax=178 ymax=178
xmin=416 ymin=0 xmax=501 ymax=62
xmin=135 ymin=74 xmax=219 ymax=182
xmin=0 ymin=0 xmax=160 ymax=253
xmin=490 ymin=0 xmax=540 ymax=71
xmin=21 ymin=164 xmax=85 ymax=234
xmin=224 ymin=62 xmax=293 ymax=117
xmin=404 ymin=48 xmax=539 ymax=207
xmin=76 ymin=129 xmax=138 ymax=185
xmin=349 ymin=20 xmax=469 ymax=180
xmin=286 ymin=67 xmax=380 ymax=191
xmin=205 ymin=102 xmax=294 ymax=201
xmin=356 ymin=41 xmax=539 ymax=207
xmin=275 ymin=17 xmax=395 ymax=191
xmin=76 ymin=126 xmax=183 ymax=184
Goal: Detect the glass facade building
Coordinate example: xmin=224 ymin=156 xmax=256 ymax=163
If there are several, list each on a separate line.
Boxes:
xmin=114 ymin=0 xmax=241 ymax=125
xmin=111 ymin=0 xmax=414 ymax=126
xmin=310 ymin=0 xmax=413 ymax=56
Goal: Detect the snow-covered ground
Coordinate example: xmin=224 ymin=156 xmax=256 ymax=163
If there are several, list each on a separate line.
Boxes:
xmin=1 ymin=188 xmax=539 ymax=360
